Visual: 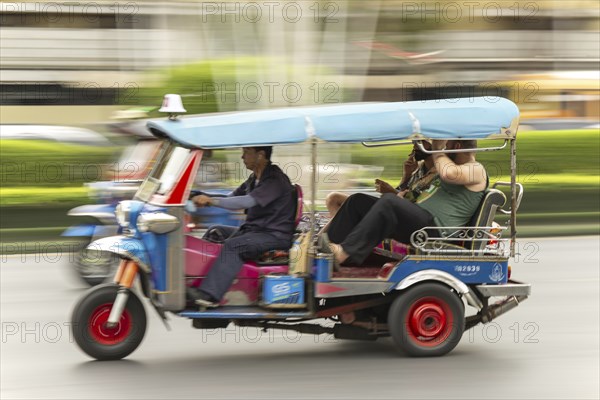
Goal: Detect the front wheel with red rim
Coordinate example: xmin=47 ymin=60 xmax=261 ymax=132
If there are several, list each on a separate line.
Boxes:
xmin=388 ymin=282 xmax=464 ymax=357
xmin=71 ymin=284 xmax=147 ymax=360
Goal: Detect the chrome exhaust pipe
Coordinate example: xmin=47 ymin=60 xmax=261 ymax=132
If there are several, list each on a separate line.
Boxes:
xmin=481 ymin=295 xmax=527 ymax=323
xmin=466 ymin=295 xmax=528 ymax=330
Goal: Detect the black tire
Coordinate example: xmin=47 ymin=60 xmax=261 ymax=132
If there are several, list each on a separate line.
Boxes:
xmin=388 ymin=282 xmax=464 ymax=357
xmin=71 ymin=284 xmax=147 ymax=360
xmin=75 ymin=248 xmax=120 ymax=286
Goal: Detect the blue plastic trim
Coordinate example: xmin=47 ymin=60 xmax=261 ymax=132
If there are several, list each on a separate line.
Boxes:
xmin=126 ymin=200 xmax=146 ymax=234
xmin=388 ymin=258 xmax=509 ymax=285
xmin=142 ymin=232 xmax=168 ymax=291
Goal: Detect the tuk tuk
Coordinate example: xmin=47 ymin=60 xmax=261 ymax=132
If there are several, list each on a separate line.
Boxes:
xmin=71 ymin=97 xmax=531 ymax=360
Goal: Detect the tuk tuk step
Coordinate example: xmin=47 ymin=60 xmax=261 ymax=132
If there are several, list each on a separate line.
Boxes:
xmin=179 ymin=307 xmax=313 ymax=319
xmin=474 ymin=280 xmax=532 ymax=297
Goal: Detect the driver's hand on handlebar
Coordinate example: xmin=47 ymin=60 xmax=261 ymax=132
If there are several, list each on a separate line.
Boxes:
xmin=375 ymin=179 xmax=397 ymax=194
xmin=192 ymin=194 xmax=212 ymax=207
xmin=189 ymin=190 xmax=204 ymax=199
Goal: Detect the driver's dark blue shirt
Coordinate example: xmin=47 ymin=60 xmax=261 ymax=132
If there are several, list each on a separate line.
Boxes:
xmin=231 ymin=163 xmax=295 ymax=240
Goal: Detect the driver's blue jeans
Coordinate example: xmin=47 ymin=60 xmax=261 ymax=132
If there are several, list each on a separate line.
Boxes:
xmin=199 ymin=227 xmax=291 ymax=301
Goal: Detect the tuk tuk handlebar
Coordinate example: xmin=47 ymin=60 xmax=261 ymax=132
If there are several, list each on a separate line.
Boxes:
xmin=492 ymin=181 xmax=524 ymax=214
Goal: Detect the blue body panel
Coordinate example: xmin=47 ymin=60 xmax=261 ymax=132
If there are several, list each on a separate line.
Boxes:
xmin=141 ymin=232 xmax=168 ymax=292
xmin=85 ymin=202 xmax=170 ymax=290
xmin=88 ymin=236 xmax=150 ymax=267
xmin=63 ymin=203 xmax=118 ymax=237
xmin=62 ymin=224 xmax=119 ymax=238
xmin=133 ymin=203 xmax=171 ymax=290
xmin=146 ymin=97 xmax=519 ymax=149
xmin=126 ymin=201 xmax=146 ymax=231
xmin=388 ymin=258 xmax=509 ymax=285
xmin=117 ymin=237 xmax=149 ymax=266
xmin=111 ymin=237 xmax=149 ymax=267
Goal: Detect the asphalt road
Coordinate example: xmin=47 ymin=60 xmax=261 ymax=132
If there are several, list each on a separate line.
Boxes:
xmin=1 ymin=237 xmax=599 ymax=399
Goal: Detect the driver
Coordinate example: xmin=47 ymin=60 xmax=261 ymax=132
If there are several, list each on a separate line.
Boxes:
xmin=187 ymin=146 xmax=295 ymax=308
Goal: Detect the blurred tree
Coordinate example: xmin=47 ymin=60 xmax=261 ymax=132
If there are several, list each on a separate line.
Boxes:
xmin=132 ymin=57 xmax=339 ymax=115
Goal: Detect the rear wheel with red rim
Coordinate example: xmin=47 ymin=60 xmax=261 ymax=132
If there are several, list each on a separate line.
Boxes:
xmin=388 ymin=282 xmax=464 ymax=357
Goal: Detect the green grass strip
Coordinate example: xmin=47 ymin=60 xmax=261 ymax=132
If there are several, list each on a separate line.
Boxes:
xmin=0 ymin=187 xmax=89 ymax=206
xmin=1 ymin=226 xmax=68 ymax=233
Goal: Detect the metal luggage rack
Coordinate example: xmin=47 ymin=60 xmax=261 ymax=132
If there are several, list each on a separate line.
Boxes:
xmin=410 ymin=225 xmax=510 ymax=257
xmin=297 ymin=212 xmax=330 ymax=233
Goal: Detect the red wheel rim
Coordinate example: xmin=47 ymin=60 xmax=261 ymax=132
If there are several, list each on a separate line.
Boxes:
xmin=88 ymin=303 xmax=132 ymax=345
xmin=406 ymin=296 xmax=453 ymax=347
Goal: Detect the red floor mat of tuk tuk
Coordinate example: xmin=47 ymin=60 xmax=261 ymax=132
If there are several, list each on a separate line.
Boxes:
xmin=332 ymin=266 xmax=382 ymax=279
xmin=331 ymin=252 xmax=398 ymax=279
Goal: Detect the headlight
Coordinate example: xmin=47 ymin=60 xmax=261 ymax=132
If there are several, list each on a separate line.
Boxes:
xmin=115 ymin=201 xmax=132 ymax=227
xmin=137 ymin=213 xmax=180 ymax=234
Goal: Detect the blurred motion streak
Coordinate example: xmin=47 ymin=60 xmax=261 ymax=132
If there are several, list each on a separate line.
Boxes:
xmin=0 ymin=0 xmax=598 ymax=253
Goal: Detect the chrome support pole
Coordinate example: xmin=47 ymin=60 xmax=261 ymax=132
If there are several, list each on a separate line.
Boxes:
xmin=305 ymin=117 xmax=317 ymax=276
xmin=107 ymin=288 xmax=129 ymax=327
xmin=309 ymin=136 xmax=317 ymax=248
xmin=510 ymin=138 xmax=517 ymax=258
xmin=463 ymin=290 xmax=484 ymax=311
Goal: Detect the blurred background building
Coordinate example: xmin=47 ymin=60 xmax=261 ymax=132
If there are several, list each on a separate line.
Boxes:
xmin=1 ymin=0 xmax=599 ymax=124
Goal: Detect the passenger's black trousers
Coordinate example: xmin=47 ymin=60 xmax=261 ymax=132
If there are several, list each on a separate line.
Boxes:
xmin=327 ymin=193 xmax=435 ymax=264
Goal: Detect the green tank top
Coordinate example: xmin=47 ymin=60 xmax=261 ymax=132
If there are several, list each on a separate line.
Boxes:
xmin=416 ymin=178 xmax=485 ymax=229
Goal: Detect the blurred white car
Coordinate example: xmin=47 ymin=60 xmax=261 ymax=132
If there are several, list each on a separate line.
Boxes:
xmin=0 ymin=125 xmax=111 ymax=146
xmin=518 ymin=118 xmax=600 ymax=131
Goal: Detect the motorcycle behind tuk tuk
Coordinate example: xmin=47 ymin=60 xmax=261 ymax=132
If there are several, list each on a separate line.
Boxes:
xmin=71 ymin=97 xmax=531 ymax=360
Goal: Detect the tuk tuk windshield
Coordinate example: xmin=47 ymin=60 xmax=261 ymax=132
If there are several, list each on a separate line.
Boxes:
xmin=113 ymin=140 xmax=162 ymax=181
xmin=135 ymin=142 xmax=191 ymax=200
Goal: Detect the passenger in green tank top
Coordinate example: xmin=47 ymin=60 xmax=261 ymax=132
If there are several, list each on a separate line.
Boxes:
xmin=322 ymin=140 xmax=488 ymax=266
xmin=416 ymin=139 xmax=487 ymax=231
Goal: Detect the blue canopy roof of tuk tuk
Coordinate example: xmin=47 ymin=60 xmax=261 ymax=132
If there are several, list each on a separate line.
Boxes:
xmin=146 ymin=97 xmax=519 ymax=149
